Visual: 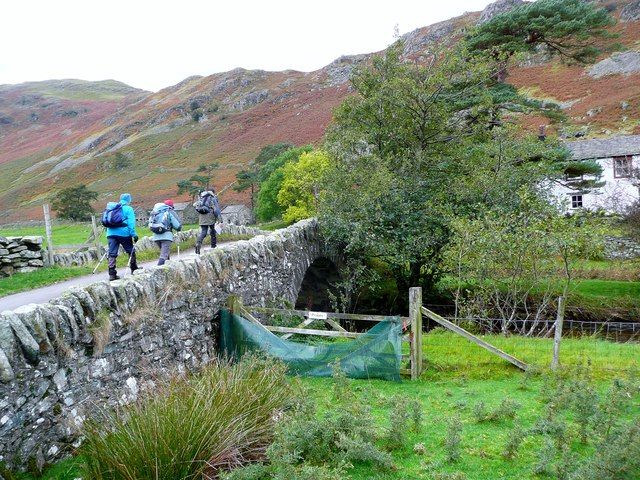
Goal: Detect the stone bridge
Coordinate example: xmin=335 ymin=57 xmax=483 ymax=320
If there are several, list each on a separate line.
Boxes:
xmin=0 ymin=219 xmax=337 ymax=471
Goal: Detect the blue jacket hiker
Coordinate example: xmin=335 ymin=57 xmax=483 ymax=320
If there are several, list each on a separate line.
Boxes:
xmin=149 ymin=199 xmax=182 ymax=265
xmin=105 ymin=193 xmax=139 ymax=281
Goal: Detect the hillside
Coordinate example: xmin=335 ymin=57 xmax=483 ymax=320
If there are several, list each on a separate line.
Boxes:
xmin=3 ymin=0 xmax=640 ymax=223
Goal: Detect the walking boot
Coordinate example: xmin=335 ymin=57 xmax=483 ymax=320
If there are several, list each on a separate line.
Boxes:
xmin=108 ymin=256 xmax=119 ymax=281
xmin=195 ymin=243 xmax=201 ymax=255
xmin=130 ymin=253 xmax=143 ymax=274
xmin=157 ymin=258 xmax=166 ymax=266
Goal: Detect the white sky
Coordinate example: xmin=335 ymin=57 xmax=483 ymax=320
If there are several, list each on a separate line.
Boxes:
xmin=2 ymin=0 xmax=494 ymax=92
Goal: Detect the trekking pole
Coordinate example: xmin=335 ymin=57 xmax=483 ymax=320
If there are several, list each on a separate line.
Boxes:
xmin=127 ymin=244 xmax=137 ymax=271
xmin=177 ymin=244 xmax=180 ymax=259
xmin=92 ymin=250 xmax=108 ymax=274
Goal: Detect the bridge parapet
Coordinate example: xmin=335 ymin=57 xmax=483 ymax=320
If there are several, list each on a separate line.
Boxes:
xmin=0 ymin=218 xmax=326 ymax=471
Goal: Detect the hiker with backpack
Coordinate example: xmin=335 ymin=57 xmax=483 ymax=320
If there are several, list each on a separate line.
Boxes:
xmin=193 ymin=189 xmax=221 ymax=255
xmin=148 ymin=199 xmax=182 ymax=265
xmin=102 ymin=193 xmax=139 ymax=281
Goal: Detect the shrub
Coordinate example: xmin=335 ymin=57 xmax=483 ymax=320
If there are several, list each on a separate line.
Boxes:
xmin=572 ymin=420 xmax=640 ymax=480
xmin=267 ymin=403 xmax=385 ymax=468
xmin=386 ymin=400 xmax=410 ymax=450
xmin=191 ymin=108 xmax=204 ymax=122
xmin=473 ymin=398 xmax=520 ymax=423
xmin=81 ymin=355 xmax=291 ymax=480
xmin=444 ymin=416 xmax=463 ymax=463
xmin=410 ymin=399 xmax=424 ymax=433
xmin=533 ymin=437 xmax=556 ymax=476
xmin=502 ymin=424 xmax=526 ymax=459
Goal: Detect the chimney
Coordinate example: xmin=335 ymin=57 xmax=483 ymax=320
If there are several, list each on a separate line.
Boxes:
xmin=538 ymin=125 xmax=547 ymax=141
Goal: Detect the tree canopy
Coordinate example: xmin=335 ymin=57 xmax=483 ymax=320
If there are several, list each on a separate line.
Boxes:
xmin=255 ymin=146 xmax=313 ymax=221
xmin=319 ymin=42 xmax=570 ymax=293
xmin=177 ymin=162 xmax=219 ymax=199
xmin=465 ymin=0 xmax=615 ymax=65
xmin=277 ymin=150 xmax=331 ymax=224
xmin=234 ymin=143 xmax=294 ymax=210
xmin=52 ymin=185 xmax=98 ymax=221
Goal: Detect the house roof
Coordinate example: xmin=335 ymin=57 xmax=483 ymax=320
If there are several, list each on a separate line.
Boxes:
xmin=222 ymin=204 xmax=249 ymax=213
xmin=565 ymin=135 xmax=640 ymax=160
xmin=172 ymin=202 xmax=191 ymax=211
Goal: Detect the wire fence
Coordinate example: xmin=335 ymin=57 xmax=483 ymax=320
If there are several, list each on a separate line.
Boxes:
xmin=439 ymin=316 xmax=640 ymax=343
xmin=420 ymin=313 xmax=640 ymax=376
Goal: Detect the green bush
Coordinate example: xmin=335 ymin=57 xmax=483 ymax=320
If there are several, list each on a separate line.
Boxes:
xmin=225 ymin=379 xmax=394 ymax=479
xmin=81 ymin=356 xmax=291 ymax=480
xmin=444 ymin=416 xmax=463 ymax=463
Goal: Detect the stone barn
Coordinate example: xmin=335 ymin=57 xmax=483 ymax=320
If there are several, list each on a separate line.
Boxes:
xmin=173 ymin=201 xmax=199 ymax=225
xmin=220 ymin=204 xmax=254 ymax=225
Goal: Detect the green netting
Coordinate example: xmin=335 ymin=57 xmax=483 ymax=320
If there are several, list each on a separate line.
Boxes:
xmin=220 ymin=308 xmax=403 ymax=381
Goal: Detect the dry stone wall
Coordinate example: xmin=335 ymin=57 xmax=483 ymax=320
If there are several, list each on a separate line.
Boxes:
xmin=0 ymin=219 xmax=326 ymax=472
xmin=52 ymin=224 xmax=267 ymax=268
xmin=604 ymin=236 xmax=640 ymax=260
xmin=0 ymin=236 xmax=45 ymax=277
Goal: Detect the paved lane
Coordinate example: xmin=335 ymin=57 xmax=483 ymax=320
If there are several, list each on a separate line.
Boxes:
xmin=0 ymin=246 xmax=217 ymax=312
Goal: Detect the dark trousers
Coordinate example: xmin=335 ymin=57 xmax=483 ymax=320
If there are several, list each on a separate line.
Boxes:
xmin=196 ymin=225 xmax=217 ymax=248
xmin=107 ymin=236 xmax=137 ymax=274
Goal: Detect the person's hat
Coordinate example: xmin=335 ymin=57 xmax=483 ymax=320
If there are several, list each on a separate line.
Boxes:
xmin=120 ymin=193 xmax=132 ymax=204
xmin=164 ymin=199 xmax=174 ymax=208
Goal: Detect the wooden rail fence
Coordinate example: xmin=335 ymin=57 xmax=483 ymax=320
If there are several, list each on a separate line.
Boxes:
xmin=227 ymin=286 xmax=425 ymax=379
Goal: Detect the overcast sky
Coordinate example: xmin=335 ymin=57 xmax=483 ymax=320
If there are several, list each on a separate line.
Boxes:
xmin=2 ymin=0 xmax=495 ymax=92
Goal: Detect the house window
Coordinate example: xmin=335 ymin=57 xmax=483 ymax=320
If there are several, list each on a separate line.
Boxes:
xmin=613 ymin=155 xmax=633 ymax=178
xmin=571 ymin=194 xmax=583 ymax=209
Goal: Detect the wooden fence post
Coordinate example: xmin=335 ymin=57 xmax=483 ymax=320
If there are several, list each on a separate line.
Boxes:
xmin=227 ymin=295 xmax=239 ymax=315
xmin=551 ymin=296 xmax=565 ymax=371
xmin=43 ymin=203 xmax=55 ymax=266
xmin=91 ymin=215 xmax=101 ymax=252
xmin=409 ymin=287 xmax=423 ymax=380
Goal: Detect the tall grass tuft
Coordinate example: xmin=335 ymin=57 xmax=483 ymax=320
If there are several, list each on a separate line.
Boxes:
xmin=81 ymin=355 xmax=291 ymax=480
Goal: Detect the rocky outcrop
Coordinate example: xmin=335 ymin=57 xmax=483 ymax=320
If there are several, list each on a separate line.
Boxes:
xmin=0 ymin=219 xmax=330 ymax=471
xmin=477 ymin=0 xmax=524 ymax=24
xmin=0 ymin=236 xmax=45 ymax=277
xmin=587 ymin=50 xmax=640 ymax=78
xmin=621 ymin=1 xmax=640 ymax=22
xmin=324 ymin=55 xmax=368 ymax=86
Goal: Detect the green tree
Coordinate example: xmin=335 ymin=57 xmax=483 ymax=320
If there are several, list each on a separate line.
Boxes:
xmin=319 ymin=42 xmax=566 ymax=295
xmin=177 ymin=163 xmax=219 ymax=200
xmin=443 ymin=190 xmax=604 ymax=332
xmin=465 ymin=0 xmax=614 ymax=78
xmin=52 ymin=185 xmax=98 ymax=221
xmin=113 ymin=152 xmax=132 ymax=171
xmin=278 ymin=150 xmax=331 ymax=224
xmin=255 ymin=146 xmax=313 ymax=222
xmin=234 ymin=143 xmax=294 ymax=211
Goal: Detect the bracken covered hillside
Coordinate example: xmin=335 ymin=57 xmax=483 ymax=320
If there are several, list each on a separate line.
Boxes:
xmin=2 ymin=0 xmax=640 ymax=223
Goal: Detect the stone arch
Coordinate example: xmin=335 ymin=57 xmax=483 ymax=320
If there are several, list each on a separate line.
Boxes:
xmin=295 ymin=256 xmax=341 ymax=311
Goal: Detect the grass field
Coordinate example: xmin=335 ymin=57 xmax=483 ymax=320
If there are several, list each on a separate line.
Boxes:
xmin=0 ymin=223 xmax=203 ymax=249
xmin=9 ymin=331 xmax=638 ymax=480
xmin=0 ymin=223 xmax=95 ymax=248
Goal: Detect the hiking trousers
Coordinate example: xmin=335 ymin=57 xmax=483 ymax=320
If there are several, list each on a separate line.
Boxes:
xmin=196 ymin=224 xmax=217 ymax=249
xmin=107 ymin=235 xmax=138 ymax=276
xmin=155 ymin=239 xmax=172 ymax=265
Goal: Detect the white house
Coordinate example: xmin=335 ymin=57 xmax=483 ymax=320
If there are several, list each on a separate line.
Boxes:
xmin=553 ymin=135 xmax=640 ymax=213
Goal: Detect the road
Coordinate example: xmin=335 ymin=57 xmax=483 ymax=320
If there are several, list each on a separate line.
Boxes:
xmin=0 ymin=246 xmax=215 ymax=312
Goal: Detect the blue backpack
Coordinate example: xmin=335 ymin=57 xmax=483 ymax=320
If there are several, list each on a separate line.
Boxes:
xmin=101 ymin=203 xmax=127 ymax=228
